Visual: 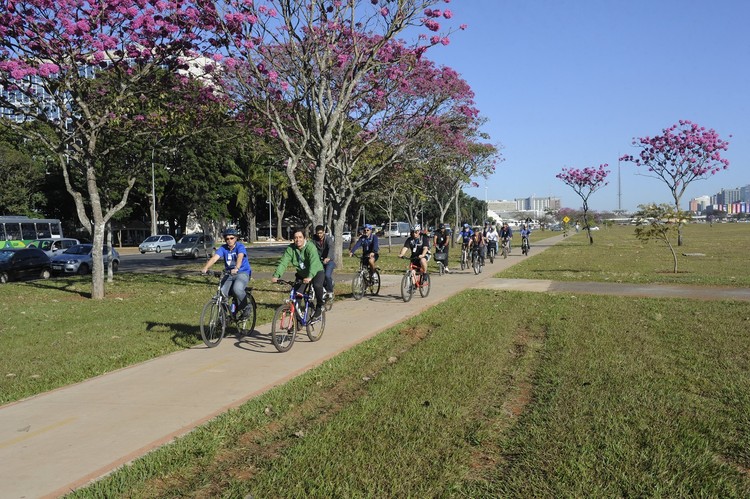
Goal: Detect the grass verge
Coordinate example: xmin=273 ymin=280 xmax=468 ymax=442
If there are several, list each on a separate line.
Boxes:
xmin=68 ymin=290 xmax=750 ymax=497
xmin=500 ymin=223 xmax=750 ymax=286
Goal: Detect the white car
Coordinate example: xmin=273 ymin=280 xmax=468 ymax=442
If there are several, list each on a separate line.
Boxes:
xmin=138 ymin=234 xmax=176 ymax=253
xmin=342 ymin=231 xmax=352 ymax=243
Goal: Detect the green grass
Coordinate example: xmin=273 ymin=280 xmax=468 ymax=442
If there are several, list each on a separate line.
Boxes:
xmin=68 ymin=290 xmax=750 ymax=497
xmin=0 ymin=272 xmax=319 ymax=404
xmin=501 ymin=223 xmax=750 ymax=286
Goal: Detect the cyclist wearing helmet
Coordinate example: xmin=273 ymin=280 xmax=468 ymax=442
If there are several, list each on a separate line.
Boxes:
xmin=457 ymin=223 xmax=474 ymax=249
xmin=349 ymin=224 xmax=379 ymax=279
xmin=201 ymin=228 xmax=252 ymax=317
xmin=433 ymin=223 xmax=451 ymax=273
xmin=399 ymin=226 xmax=430 ymax=275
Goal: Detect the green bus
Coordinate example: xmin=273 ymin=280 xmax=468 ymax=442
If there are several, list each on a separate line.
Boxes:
xmin=0 ymin=216 xmax=64 ymax=249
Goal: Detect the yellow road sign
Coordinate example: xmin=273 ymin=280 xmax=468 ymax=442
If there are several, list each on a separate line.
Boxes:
xmin=563 ymin=216 xmax=570 ymax=223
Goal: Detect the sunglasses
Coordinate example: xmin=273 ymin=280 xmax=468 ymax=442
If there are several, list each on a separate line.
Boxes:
xmin=225 ymin=236 xmax=236 ymax=240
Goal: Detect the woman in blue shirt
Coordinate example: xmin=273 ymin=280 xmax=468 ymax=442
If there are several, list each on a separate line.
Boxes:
xmin=201 ymin=228 xmax=252 ymax=317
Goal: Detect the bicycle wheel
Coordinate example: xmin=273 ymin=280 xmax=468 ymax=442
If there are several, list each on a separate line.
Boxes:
xmin=489 ymin=248 xmax=495 ymax=264
xmin=419 ymin=273 xmax=431 ymax=298
xmin=368 ymin=269 xmax=381 ymax=296
xmin=352 ymin=272 xmax=366 ymax=300
xmin=473 ymin=255 xmax=480 ymax=275
xmin=200 ymin=299 xmax=225 ymax=348
xmin=460 ymin=252 xmax=466 ymax=271
xmin=271 ymin=303 xmax=297 ymax=352
xmin=400 ymin=272 xmax=414 ymax=302
xmin=306 ymin=310 xmax=326 ymax=342
xmin=323 ymin=291 xmax=334 ymax=312
xmin=236 ymin=295 xmax=257 ymax=337
xmin=502 ymin=244 xmax=509 ymax=259
xmin=438 ymin=262 xmax=444 ymax=276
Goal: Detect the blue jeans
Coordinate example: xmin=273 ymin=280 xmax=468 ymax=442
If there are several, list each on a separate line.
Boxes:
xmin=323 ymin=260 xmax=336 ymax=292
xmin=221 ymin=272 xmax=250 ymax=310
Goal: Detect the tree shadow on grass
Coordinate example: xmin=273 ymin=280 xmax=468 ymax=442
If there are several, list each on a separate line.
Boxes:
xmin=145 ymin=321 xmax=200 ymax=347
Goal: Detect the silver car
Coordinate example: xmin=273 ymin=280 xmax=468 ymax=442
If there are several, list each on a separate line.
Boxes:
xmin=26 ymin=238 xmax=80 ymax=258
xmin=50 ymin=244 xmax=120 ymax=275
xmin=171 ymin=234 xmax=215 ymax=259
xmin=138 ymin=234 xmax=176 ymax=254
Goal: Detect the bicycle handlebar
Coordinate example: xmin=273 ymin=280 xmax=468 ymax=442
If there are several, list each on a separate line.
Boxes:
xmin=200 ymin=270 xmax=229 ymax=278
xmin=274 ymin=278 xmax=302 ymax=287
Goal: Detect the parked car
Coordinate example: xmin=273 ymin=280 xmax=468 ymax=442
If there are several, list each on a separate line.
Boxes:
xmin=25 ymin=238 xmax=81 ymax=258
xmin=50 ymin=244 xmax=120 ymax=275
xmin=341 ymin=231 xmax=352 ymax=243
xmin=138 ymin=234 xmax=176 ymax=254
xmin=171 ymin=233 xmax=215 ymax=259
xmin=0 ymin=247 xmax=51 ymax=283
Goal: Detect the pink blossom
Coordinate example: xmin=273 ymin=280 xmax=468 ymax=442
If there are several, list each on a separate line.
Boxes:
xmin=380 ymin=7 xmax=389 ymax=16
xmin=460 ymin=24 xmax=468 ymax=30
xmin=440 ymin=37 xmax=450 ymax=46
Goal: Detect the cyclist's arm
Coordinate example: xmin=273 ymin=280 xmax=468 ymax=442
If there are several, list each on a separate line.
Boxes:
xmin=371 ymin=235 xmax=380 ymax=254
xmin=201 ymin=253 xmax=220 ymax=273
xmin=272 ymin=246 xmax=294 ymax=280
xmin=349 ymin=238 xmax=362 ymax=256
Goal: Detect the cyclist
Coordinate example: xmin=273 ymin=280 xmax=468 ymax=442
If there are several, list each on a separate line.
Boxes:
xmin=399 ymin=226 xmax=430 ymax=275
xmin=312 ymin=224 xmax=335 ymax=299
xmin=485 ymin=224 xmax=499 ymax=259
xmin=457 ymin=223 xmax=474 ymax=265
xmin=201 ymin=228 xmax=252 ymax=318
xmin=349 ymin=224 xmax=379 ymax=281
xmin=272 ymin=228 xmax=325 ymax=322
xmin=433 ymin=223 xmax=451 ymax=273
xmin=520 ymin=224 xmax=532 ymax=249
xmin=499 ymin=222 xmax=513 ymax=253
xmin=468 ymin=228 xmax=486 ymax=266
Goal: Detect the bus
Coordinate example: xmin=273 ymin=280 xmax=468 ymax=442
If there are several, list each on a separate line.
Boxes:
xmin=385 ymin=221 xmax=410 ymax=237
xmin=0 ymin=216 xmax=64 ymax=249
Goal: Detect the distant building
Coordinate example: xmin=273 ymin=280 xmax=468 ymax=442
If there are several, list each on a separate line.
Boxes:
xmin=487 ymin=197 xmax=561 ymax=221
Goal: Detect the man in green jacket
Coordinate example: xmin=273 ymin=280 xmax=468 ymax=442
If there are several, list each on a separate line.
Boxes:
xmin=272 ymin=228 xmax=326 ymax=321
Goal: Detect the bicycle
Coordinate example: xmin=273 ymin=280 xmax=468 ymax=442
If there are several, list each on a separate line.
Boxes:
xmin=487 ymin=240 xmax=497 ymax=264
xmin=271 ymin=279 xmax=326 ymax=352
xmin=460 ymin=244 xmax=469 ymax=271
xmin=521 ymin=236 xmax=530 ymax=256
xmin=501 ymin=237 xmax=510 ymax=259
xmin=434 ymin=246 xmax=448 ymax=275
xmin=322 ymin=288 xmax=334 ymax=311
xmin=199 ymin=270 xmax=257 ymax=348
xmin=351 ymin=259 xmax=380 ymax=300
xmin=400 ymin=259 xmax=430 ymax=302
xmin=470 ymin=247 xmax=483 ymax=275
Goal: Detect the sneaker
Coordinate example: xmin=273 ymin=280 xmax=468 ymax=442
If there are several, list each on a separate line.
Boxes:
xmin=371 ymin=274 xmax=379 ymax=283
xmin=444 ymin=267 xmax=451 ymax=273
xmin=311 ymin=308 xmax=323 ymax=322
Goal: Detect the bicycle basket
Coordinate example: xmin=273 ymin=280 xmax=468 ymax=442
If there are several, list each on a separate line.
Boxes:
xmin=434 ymin=251 xmax=448 ymax=263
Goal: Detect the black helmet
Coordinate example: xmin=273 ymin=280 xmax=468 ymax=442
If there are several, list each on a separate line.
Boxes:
xmin=438 ymin=223 xmax=445 ymax=230
xmin=222 ymin=228 xmax=238 ymax=237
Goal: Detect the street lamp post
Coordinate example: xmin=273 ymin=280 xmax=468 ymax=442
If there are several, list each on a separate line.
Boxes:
xmin=268 ymin=167 xmax=272 ymax=239
xmin=150 ymin=147 xmax=157 ymax=236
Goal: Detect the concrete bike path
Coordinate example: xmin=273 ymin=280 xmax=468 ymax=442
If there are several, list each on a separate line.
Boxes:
xmin=4 ymin=233 xmax=749 ymax=497
xmin=0 ymin=235 xmax=565 ymax=498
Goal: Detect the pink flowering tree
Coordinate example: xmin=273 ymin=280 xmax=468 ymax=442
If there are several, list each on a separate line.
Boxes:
xmin=620 ymin=120 xmax=730 ymax=245
xmin=211 ymin=0 xmax=463 ymax=247
xmin=556 ymin=164 xmax=610 ymax=244
xmin=0 ymin=0 xmax=221 ymax=298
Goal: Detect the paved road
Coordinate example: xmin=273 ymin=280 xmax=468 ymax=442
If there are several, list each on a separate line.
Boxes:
xmin=2 ymin=232 xmax=748 ymax=498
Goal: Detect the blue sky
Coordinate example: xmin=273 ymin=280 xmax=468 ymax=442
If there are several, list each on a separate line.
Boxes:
xmin=424 ymin=0 xmax=749 ymax=212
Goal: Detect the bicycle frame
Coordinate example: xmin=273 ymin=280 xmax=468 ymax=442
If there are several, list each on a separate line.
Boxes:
xmin=280 ymin=279 xmax=315 ymax=326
